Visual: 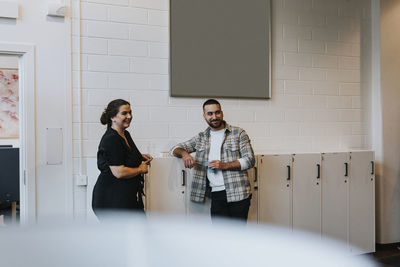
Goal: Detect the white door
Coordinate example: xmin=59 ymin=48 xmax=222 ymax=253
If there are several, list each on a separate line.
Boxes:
xmin=258 ymin=154 xmax=292 ymax=228
xmin=247 ymin=156 xmax=259 ymax=223
xmin=0 ymin=48 xmax=36 ymax=224
xmin=292 ymin=153 xmax=321 ymax=234
xmin=321 ymin=152 xmax=349 ymax=243
xmin=145 ymin=157 xmax=186 ymax=215
xmin=349 ymin=151 xmax=375 ymax=253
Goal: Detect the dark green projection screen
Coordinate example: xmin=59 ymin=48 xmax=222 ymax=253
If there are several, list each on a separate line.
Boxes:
xmin=170 ymin=0 xmax=271 ymax=99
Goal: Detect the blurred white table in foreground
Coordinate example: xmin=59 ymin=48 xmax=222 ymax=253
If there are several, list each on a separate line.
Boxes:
xmin=0 ymin=214 xmax=375 ymax=267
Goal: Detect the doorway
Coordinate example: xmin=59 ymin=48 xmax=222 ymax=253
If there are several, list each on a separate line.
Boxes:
xmin=0 ymin=54 xmax=19 ymax=225
xmin=0 ymin=43 xmax=36 ymax=225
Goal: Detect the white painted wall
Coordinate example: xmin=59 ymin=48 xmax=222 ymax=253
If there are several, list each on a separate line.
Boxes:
xmin=0 ymin=0 xmax=73 ymax=219
xmin=377 ymin=0 xmax=400 ymax=243
xmin=72 ymin=0 xmax=374 ymax=218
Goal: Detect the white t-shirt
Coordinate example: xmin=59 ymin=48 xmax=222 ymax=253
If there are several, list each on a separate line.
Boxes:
xmin=208 ymin=129 xmax=226 ymax=192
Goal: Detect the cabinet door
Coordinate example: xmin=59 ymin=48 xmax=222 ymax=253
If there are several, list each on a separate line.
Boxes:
xmin=292 ymin=153 xmax=321 ymax=234
xmin=258 ymin=154 xmax=292 ymax=228
xmin=321 ymin=152 xmax=349 ymax=243
xmin=145 ymin=157 xmax=186 ymax=215
xmin=247 ymin=156 xmax=259 ymax=223
xmin=349 ymin=151 xmax=375 ymax=253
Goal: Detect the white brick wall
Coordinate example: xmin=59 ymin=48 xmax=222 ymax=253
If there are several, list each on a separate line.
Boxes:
xmin=108 ymin=73 xmax=149 ymax=89
xmin=299 ymin=68 xmax=325 ymax=81
xmin=87 ymin=55 xmax=130 ymax=72
xmin=108 ymin=40 xmax=147 ymax=57
xmin=298 ymin=39 xmax=325 ymax=53
xmin=72 ymin=0 xmax=372 ymax=217
xmin=81 ymin=37 xmax=108 ymax=55
xmin=83 ymin=21 xmax=130 ymax=39
xmin=312 ymin=81 xmax=339 ymax=95
xmin=284 ymin=52 xmax=312 ymax=67
xmin=285 ymin=109 xmax=314 ymax=122
xmin=109 ymin=6 xmax=147 ymax=24
xmin=81 ymin=72 xmax=107 ymax=88
xmin=88 ymin=0 xmax=128 ymax=6
xmin=149 ymin=107 xmax=187 ymax=122
xmin=148 ymin=10 xmax=168 ymax=26
xmin=130 ymin=24 xmax=168 ymax=42
xmin=148 ymin=42 xmax=168 ymax=58
xmin=340 ymin=83 xmax=360 ymax=95
xmin=131 ymin=57 xmax=168 ymax=74
xmin=312 ymin=55 xmax=338 ymax=68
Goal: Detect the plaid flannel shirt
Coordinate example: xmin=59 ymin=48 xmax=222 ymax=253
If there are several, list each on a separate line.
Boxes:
xmin=172 ymin=122 xmax=255 ymax=203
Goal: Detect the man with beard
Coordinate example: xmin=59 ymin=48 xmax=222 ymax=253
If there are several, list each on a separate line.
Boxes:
xmin=171 ymin=99 xmax=255 ymax=222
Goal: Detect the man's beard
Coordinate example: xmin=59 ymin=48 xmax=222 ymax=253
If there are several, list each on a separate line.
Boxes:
xmin=207 ymin=119 xmax=223 ymax=129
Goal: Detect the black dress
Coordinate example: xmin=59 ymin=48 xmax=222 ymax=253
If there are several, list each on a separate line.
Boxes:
xmin=92 ymin=127 xmax=145 ymax=216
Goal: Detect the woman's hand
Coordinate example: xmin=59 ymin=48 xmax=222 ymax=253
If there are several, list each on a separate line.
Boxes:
xmin=138 ymin=162 xmax=149 ymax=174
xmin=110 ymin=163 xmax=148 ymax=178
xmin=142 ymin=154 xmax=153 ymax=165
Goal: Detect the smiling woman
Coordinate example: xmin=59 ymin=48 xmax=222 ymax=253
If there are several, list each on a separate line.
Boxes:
xmin=92 ymin=99 xmax=153 ymax=220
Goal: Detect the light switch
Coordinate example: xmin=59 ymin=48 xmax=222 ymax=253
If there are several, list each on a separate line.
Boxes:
xmin=0 ymin=2 xmax=18 ymax=19
xmin=47 ymin=2 xmax=66 ymax=17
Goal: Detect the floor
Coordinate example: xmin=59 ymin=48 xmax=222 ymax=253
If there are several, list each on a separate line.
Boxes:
xmin=369 ymin=243 xmax=400 ymax=266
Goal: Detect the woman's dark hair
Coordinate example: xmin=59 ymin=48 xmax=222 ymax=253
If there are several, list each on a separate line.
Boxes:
xmin=100 ymin=99 xmax=130 ymax=127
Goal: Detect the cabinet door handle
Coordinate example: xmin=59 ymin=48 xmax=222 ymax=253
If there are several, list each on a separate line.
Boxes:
xmin=181 ymin=170 xmax=186 ymax=186
xmin=371 ymin=161 xmax=375 ymax=175
xmin=344 ymin=163 xmax=348 ymax=177
xmin=317 ymin=164 xmax=320 ymax=179
xmin=287 ymin=165 xmax=291 ymax=180
xmin=254 ymin=167 xmax=258 ymax=182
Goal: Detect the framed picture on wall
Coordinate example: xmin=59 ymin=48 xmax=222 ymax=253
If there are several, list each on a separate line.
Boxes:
xmin=0 ymin=69 xmax=19 ymax=138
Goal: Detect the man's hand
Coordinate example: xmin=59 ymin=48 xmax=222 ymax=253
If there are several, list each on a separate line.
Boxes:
xmin=173 ymin=147 xmax=195 ymax=168
xmin=208 ymin=160 xmax=241 ymax=171
xmin=208 ymin=160 xmax=226 ymax=170
xmin=182 ymin=154 xmax=195 ymax=168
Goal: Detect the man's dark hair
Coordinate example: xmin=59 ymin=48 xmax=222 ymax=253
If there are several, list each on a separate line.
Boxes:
xmin=202 ymin=99 xmax=221 ymax=110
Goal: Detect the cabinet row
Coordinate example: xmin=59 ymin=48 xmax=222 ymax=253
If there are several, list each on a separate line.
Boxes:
xmin=253 ymin=151 xmax=375 ymax=254
xmin=144 ymin=151 xmax=375 ymax=254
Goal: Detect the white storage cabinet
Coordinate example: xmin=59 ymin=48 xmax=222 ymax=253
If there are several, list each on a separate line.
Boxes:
xmin=256 ymin=151 xmax=375 ymax=254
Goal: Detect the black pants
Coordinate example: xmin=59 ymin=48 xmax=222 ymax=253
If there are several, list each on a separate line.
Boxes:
xmin=210 ymin=190 xmax=250 ymax=223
